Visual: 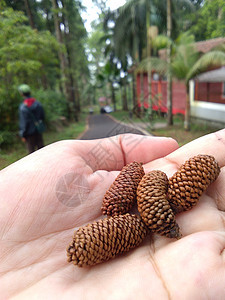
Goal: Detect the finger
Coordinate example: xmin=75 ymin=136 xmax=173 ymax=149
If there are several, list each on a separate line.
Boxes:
xmin=75 ymin=134 xmax=178 ymax=172
xmin=207 ymin=167 xmax=225 ymax=211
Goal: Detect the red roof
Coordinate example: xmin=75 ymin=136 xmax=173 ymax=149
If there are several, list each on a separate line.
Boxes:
xmin=195 ymin=37 xmax=225 ymax=53
xmin=159 ymin=37 xmax=225 ymax=60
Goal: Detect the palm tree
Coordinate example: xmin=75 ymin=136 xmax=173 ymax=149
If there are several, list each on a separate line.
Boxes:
xmin=171 ymin=33 xmax=200 ymax=130
xmin=137 ymin=32 xmax=200 ymax=129
xmin=112 ymin=0 xmax=193 ymax=120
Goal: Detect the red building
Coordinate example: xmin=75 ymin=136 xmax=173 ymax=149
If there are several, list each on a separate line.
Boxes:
xmin=136 ymin=37 xmax=225 ymax=116
xmin=136 ymin=73 xmax=186 ymax=115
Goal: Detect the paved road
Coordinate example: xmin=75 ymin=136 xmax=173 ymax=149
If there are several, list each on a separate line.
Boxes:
xmin=79 ymin=114 xmax=146 ymax=140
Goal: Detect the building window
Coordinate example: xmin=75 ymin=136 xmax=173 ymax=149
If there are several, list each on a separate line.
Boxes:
xmin=153 ymin=73 xmax=159 ymax=81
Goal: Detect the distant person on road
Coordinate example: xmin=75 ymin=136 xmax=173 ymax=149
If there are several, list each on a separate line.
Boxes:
xmin=18 ymin=84 xmax=45 ymax=154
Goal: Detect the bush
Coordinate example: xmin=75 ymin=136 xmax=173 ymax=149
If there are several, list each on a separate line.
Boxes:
xmin=0 ymin=88 xmax=69 ymax=148
xmin=34 ymin=89 xmax=69 ymax=128
xmin=0 ymin=130 xmax=17 ymax=149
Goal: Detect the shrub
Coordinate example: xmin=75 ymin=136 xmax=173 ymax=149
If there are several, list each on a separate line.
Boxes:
xmin=34 ymin=89 xmax=69 ymax=127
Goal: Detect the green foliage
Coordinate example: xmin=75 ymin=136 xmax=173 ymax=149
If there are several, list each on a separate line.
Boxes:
xmin=190 ymin=0 xmax=225 ymax=40
xmin=187 ymin=50 xmax=225 ymax=81
xmin=172 ymin=32 xmax=200 ymax=81
xmin=0 ymin=130 xmax=17 ymax=148
xmin=34 ymin=89 xmax=68 ymax=124
xmin=137 ymin=32 xmax=200 ymax=82
xmin=0 ymin=7 xmax=60 ymax=134
xmin=0 ymin=8 xmax=60 ymax=88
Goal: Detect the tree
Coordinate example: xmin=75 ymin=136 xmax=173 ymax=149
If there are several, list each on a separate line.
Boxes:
xmin=97 ymin=62 xmax=120 ymax=111
xmin=190 ymin=0 xmax=225 ymax=41
xmin=5 ymin=0 xmax=89 ymax=118
xmin=24 ymin=0 xmax=36 ymax=28
xmin=167 ymin=0 xmax=173 ymax=125
xmin=0 ymin=7 xmax=60 ymax=132
xmin=137 ymin=32 xmax=200 ymax=130
xmin=187 ymin=50 xmax=225 ymax=81
xmin=51 ymin=0 xmax=70 ymax=114
xmin=111 ymin=0 xmax=193 ymax=118
xmin=60 ymin=0 xmax=89 ymax=117
xmin=171 ymin=33 xmax=199 ymax=130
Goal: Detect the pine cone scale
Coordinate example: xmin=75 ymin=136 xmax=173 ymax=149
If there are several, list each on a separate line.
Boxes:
xmin=67 ymin=214 xmax=148 ymax=267
xmin=168 ymin=154 xmax=220 ymax=213
xmin=137 ymin=170 xmax=182 ymax=239
xmin=101 ymin=162 xmax=144 ymax=216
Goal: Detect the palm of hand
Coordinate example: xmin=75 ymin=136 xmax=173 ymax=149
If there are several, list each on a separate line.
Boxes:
xmin=0 ymin=132 xmax=225 ymax=299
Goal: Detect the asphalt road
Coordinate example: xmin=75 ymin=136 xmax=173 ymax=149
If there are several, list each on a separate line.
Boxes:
xmin=79 ymin=114 xmax=146 ymax=140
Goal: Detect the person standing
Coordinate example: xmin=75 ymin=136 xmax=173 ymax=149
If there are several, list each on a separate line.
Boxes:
xmin=18 ymin=84 xmax=45 ymax=154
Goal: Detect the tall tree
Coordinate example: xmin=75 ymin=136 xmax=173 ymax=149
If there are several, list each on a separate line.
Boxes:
xmin=190 ymin=0 xmax=225 ymax=41
xmin=171 ymin=33 xmax=200 ymax=130
xmin=167 ymin=0 xmax=173 ymax=125
xmin=0 ymin=7 xmax=60 ymax=131
xmin=51 ymin=0 xmax=73 ymax=119
xmin=137 ymin=32 xmax=200 ymax=130
xmin=61 ymin=0 xmax=89 ymax=115
xmin=111 ymin=0 xmax=193 ymax=117
xmin=24 ymin=0 xmax=35 ymax=28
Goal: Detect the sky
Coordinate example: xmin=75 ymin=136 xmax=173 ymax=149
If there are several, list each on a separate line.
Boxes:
xmin=81 ymin=0 xmax=127 ymax=32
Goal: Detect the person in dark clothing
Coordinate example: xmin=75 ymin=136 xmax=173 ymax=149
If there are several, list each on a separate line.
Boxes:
xmin=18 ymin=84 xmax=45 ymax=154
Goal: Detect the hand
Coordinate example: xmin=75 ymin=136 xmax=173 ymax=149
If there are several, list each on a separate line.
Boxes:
xmin=0 ymin=132 xmax=224 ymax=299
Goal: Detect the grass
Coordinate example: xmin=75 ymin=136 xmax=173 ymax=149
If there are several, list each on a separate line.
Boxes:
xmin=0 ymin=112 xmax=87 ymax=170
xmin=152 ymin=122 xmax=220 ymax=146
xmin=111 ymin=110 xmax=142 ymax=123
xmin=111 ymin=110 xmax=223 ymax=146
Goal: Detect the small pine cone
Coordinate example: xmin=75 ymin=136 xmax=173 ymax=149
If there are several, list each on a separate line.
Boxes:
xmin=67 ymin=214 xmax=148 ymax=267
xmin=101 ymin=161 xmax=145 ymax=216
xmin=168 ymin=154 xmax=220 ymax=213
xmin=137 ymin=170 xmax=181 ymax=239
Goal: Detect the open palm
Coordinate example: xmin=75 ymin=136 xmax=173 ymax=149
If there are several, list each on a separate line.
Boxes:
xmin=0 ymin=132 xmax=225 ymax=299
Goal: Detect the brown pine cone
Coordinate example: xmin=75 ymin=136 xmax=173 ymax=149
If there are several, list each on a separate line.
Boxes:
xmin=168 ymin=154 xmax=220 ymax=213
xmin=67 ymin=213 xmax=148 ymax=267
xmin=101 ymin=161 xmax=145 ymax=216
xmin=137 ymin=170 xmax=181 ymax=239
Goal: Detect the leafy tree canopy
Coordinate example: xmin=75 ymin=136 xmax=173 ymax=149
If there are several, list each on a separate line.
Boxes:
xmin=190 ymin=0 xmax=225 ymax=40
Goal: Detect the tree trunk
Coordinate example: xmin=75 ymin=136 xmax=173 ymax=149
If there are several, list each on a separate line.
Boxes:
xmin=184 ymin=86 xmax=191 ymax=131
xmin=120 ymin=84 xmax=123 ymax=108
xmin=123 ymin=77 xmax=128 ymax=111
xmin=24 ymin=0 xmax=35 ymax=29
xmin=140 ymin=72 xmax=144 ymax=116
xmin=111 ymin=83 xmax=116 ymax=112
xmin=132 ymin=70 xmax=138 ymax=116
xmin=65 ymin=32 xmax=79 ymax=120
xmin=146 ymin=1 xmax=152 ymax=121
xmin=51 ymin=0 xmax=71 ymax=118
xmin=167 ymin=0 xmax=173 ymax=125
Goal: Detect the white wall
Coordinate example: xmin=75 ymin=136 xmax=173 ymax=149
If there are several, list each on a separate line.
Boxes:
xmin=190 ymin=80 xmax=225 ymax=124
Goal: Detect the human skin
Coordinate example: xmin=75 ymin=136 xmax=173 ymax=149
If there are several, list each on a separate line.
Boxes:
xmin=0 ymin=131 xmax=224 ymax=299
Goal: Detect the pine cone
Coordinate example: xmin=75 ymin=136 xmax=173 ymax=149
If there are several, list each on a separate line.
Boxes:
xmin=101 ymin=161 xmax=145 ymax=216
xmin=67 ymin=214 xmax=148 ymax=267
xmin=137 ymin=170 xmax=181 ymax=239
xmin=168 ymin=154 xmax=220 ymax=213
